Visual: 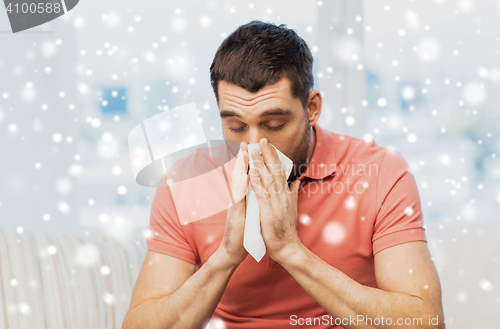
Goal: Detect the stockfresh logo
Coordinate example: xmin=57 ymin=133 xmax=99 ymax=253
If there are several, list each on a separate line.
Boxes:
xmin=4 ymin=0 xmax=79 ymax=33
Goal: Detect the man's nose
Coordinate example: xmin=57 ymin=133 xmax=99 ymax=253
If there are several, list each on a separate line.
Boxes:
xmin=245 ymin=127 xmax=266 ymax=145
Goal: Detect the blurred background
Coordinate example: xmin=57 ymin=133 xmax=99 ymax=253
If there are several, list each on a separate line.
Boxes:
xmin=0 ymin=0 xmax=499 ymax=327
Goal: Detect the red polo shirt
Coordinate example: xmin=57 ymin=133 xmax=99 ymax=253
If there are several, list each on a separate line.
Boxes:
xmin=146 ymin=123 xmax=427 ymax=328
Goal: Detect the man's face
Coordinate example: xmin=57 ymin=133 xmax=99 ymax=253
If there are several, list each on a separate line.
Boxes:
xmin=218 ymin=77 xmax=312 ymax=182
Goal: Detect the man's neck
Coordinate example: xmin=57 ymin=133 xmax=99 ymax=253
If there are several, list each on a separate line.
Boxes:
xmin=307 ymin=126 xmax=317 ymax=164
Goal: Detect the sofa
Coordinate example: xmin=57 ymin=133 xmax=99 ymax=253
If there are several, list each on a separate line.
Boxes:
xmin=0 ymin=228 xmax=146 ymax=329
xmin=0 ymin=222 xmax=499 ymax=329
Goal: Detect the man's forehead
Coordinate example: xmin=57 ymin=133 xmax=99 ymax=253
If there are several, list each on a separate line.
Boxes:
xmin=218 ymin=78 xmax=293 ymax=103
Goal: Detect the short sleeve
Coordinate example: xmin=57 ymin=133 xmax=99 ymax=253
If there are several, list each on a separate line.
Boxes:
xmin=372 ymin=149 xmax=427 ymax=255
xmin=147 ymin=174 xmax=197 ymax=264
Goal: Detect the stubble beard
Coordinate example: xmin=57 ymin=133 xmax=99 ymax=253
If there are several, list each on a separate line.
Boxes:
xmin=288 ymin=117 xmax=311 ymax=184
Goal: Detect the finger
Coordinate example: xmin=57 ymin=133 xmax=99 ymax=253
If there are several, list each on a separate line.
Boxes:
xmin=241 ymin=141 xmax=248 ymax=153
xmin=242 ymin=142 xmax=249 ymax=174
xmin=229 ymin=143 xmax=247 ymax=205
xmin=251 ymin=147 xmax=274 ymax=191
xmin=234 ymin=173 xmax=249 ymax=204
xmin=248 ymin=168 xmax=272 ymax=208
xmin=259 ymin=138 xmax=288 ymax=188
xmin=231 ymin=142 xmax=248 ymax=186
xmin=232 ymin=150 xmax=249 ymax=204
xmin=290 ymin=179 xmax=301 ymax=202
xmin=228 ymin=173 xmax=249 ymax=212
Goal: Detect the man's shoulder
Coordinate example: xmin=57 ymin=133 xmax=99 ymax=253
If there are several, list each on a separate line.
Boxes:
xmin=325 ymin=129 xmax=412 ymax=184
xmin=323 ymin=128 xmax=390 ymax=167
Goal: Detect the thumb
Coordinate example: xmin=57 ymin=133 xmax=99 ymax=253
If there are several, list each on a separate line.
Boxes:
xmin=290 ymin=179 xmax=301 ymax=200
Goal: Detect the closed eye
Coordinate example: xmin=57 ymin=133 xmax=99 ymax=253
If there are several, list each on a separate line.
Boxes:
xmin=228 ymin=126 xmax=245 ymax=133
xmin=227 ymin=122 xmax=286 ymax=133
xmin=266 ymin=122 xmax=286 ymax=131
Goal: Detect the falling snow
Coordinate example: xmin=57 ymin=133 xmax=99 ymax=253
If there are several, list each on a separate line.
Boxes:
xmin=0 ymin=1 xmax=499 ymax=327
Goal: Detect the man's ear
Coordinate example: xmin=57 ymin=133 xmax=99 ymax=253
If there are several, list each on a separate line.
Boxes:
xmin=306 ymin=90 xmax=322 ymax=127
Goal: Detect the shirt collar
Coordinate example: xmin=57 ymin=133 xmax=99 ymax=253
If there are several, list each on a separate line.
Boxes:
xmin=299 ymin=123 xmax=337 ymax=181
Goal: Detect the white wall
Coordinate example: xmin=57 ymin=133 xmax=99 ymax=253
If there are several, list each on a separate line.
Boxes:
xmin=0 ymin=12 xmax=80 ymax=231
xmin=1 ymin=0 xmax=334 ymax=231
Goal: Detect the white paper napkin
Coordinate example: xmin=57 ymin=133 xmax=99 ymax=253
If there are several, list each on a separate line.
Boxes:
xmin=243 ymin=144 xmax=293 ymax=262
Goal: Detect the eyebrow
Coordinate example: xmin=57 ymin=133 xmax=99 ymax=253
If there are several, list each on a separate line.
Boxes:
xmin=219 ymin=108 xmax=293 ymax=118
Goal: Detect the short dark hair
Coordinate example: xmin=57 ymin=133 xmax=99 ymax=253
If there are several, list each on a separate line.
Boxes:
xmin=210 ymin=20 xmax=314 ymax=109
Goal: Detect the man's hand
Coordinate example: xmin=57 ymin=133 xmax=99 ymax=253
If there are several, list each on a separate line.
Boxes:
xmin=124 ymin=143 xmax=252 ymax=329
xmin=248 ymin=138 xmax=303 ymax=264
xmin=215 ymin=142 xmax=249 ymax=268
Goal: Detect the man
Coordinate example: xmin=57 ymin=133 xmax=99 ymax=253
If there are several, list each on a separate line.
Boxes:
xmin=123 ymin=21 xmax=445 ymax=329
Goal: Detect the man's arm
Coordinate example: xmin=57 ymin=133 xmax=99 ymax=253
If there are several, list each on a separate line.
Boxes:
xmin=248 ymin=138 xmax=445 ymax=329
xmin=277 ymin=241 xmax=445 ymax=329
xmin=122 ymin=250 xmax=238 ymax=329
xmin=123 ymin=142 xmax=251 ymax=329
